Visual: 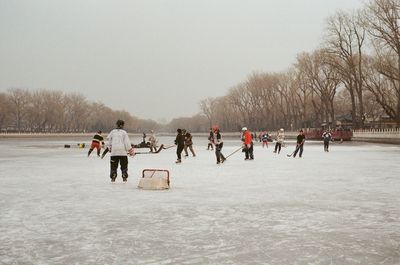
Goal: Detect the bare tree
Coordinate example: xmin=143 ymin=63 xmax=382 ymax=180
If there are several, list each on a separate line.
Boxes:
xmin=199 ymin=97 xmax=217 ymax=127
xmin=363 ymin=0 xmax=400 ymax=126
xmin=363 ymin=55 xmax=399 ymax=121
xmin=325 ymin=10 xmax=367 ymax=128
xmin=0 ymin=93 xmax=12 ymax=131
xmin=7 ymin=88 xmax=30 ymax=132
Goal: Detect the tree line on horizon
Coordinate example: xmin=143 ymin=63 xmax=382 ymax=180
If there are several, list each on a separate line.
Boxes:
xmin=1 ymin=0 xmax=399 ymax=133
xmin=0 ymin=89 xmax=163 ymax=133
xmin=197 ymin=0 xmax=400 ymax=132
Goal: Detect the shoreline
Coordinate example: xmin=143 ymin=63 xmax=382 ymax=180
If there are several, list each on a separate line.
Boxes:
xmin=1 ymin=133 xmax=399 ymax=145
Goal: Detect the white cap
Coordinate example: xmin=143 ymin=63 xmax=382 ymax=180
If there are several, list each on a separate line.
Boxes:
xmin=280 ymin=128 xmax=284 ymax=131
xmin=242 ymin=127 xmax=247 ymax=131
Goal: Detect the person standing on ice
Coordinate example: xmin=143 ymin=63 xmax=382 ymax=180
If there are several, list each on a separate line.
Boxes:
xmin=322 ymin=129 xmax=333 ymax=152
xmin=273 ymin=128 xmax=285 ymax=154
xmin=242 ymin=127 xmax=254 ymax=160
xmin=106 ymin=120 xmax=134 ymax=182
xmin=148 ymin=130 xmax=157 ymax=152
xmin=261 ymin=131 xmax=270 ymax=148
xmin=87 ymin=130 xmax=104 ymax=157
xmin=214 ymin=128 xmax=226 ymax=164
xmin=175 ymin=128 xmax=185 ymax=163
xmin=184 ymin=131 xmax=196 ymax=157
xmin=293 ymin=129 xmax=306 ymax=158
xmin=207 ymin=128 xmax=214 ymax=150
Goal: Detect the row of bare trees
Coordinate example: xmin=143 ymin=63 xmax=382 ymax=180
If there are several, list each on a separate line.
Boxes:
xmin=2 ymin=0 xmax=398 ymax=133
xmin=198 ymin=0 xmax=400 ymax=131
xmin=0 ymin=88 xmax=160 ymax=133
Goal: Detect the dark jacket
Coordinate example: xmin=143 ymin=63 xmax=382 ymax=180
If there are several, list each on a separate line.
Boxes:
xmin=297 ymin=134 xmax=305 ymax=145
xmin=175 ymin=133 xmax=185 ymax=147
xmin=185 ymin=133 xmax=193 ymax=145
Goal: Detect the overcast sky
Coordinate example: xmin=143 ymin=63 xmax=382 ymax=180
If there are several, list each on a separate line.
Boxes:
xmin=0 ymin=0 xmax=364 ymax=122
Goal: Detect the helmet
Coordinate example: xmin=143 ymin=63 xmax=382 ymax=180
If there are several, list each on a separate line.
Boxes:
xmin=280 ymin=128 xmax=284 ymax=131
xmin=242 ymin=127 xmax=247 ymax=131
xmin=116 ymin=119 xmax=125 ymax=128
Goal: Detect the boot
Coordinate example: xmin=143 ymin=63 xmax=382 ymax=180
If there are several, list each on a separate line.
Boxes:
xmin=110 ymin=172 xmax=117 ymax=182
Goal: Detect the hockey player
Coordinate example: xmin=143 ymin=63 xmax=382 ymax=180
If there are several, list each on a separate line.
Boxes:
xmin=322 ymin=130 xmax=333 ymax=152
xmin=293 ymin=130 xmax=306 ymax=158
xmin=273 ymin=128 xmax=285 ymax=154
xmin=214 ymin=128 xmax=226 ymax=164
xmin=106 ymin=120 xmax=134 ymax=182
xmin=175 ymin=128 xmax=185 ymax=163
xmin=184 ymin=131 xmax=196 ymax=157
xmin=148 ymin=130 xmax=158 ymax=153
xmin=242 ymin=127 xmax=254 ymax=160
xmin=88 ymin=130 xmax=104 ymax=157
xmin=207 ymin=128 xmax=214 ymax=150
xmin=261 ymin=131 xmax=270 ymax=148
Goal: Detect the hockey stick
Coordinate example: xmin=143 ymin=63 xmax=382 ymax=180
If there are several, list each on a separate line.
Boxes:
xmin=286 ymin=149 xmax=296 ymax=157
xmin=224 ymin=146 xmax=243 ymax=160
xmin=134 ymin=144 xmax=165 ymax=154
xmin=287 ymin=144 xmax=301 ymax=157
xmin=162 ymin=144 xmax=175 ymax=150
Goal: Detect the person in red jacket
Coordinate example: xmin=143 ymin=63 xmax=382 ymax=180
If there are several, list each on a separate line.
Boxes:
xmin=242 ymin=127 xmax=254 ymax=160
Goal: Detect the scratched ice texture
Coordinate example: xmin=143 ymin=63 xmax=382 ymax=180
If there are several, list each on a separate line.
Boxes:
xmin=0 ymin=136 xmax=399 ymax=265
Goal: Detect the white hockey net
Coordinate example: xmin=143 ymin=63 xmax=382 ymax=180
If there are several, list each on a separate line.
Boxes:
xmin=142 ymin=169 xmax=169 ymax=180
xmin=139 ymin=169 xmax=170 ymax=190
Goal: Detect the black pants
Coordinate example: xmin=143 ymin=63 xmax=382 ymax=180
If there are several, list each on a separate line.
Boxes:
xmin=274 ymin=142 xmax=282 ymax=153
xmin=176 ymin=145 xmax=184 ymax=160
xmin=215 ymin=143 xmax=226 ymax=163
xmin=324 ymin=141 xmax=329 ymax=151
xmin=293 ymin=144 xmax=304 ymax=158
xmin=110 ymin=156 xmax=128 ymax=179
xmin=207 ymin=143 xmax=213 ymax=150
xmin=244 ymin=143 xmax=254 ymax=160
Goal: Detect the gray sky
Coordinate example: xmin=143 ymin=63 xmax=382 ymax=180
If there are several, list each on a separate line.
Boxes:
xmin=0 ymin=0 xmax=364 ymax=122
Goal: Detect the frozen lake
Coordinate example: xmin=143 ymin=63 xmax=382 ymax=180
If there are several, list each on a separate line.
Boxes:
xmin=1 ymin=136 xmax=399 ymax=264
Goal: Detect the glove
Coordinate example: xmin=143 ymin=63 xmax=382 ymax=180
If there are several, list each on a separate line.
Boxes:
xmin=246 ymin=144 xmax=251 ymax=148
xmin=128 ymin=148 xmax=135 ymax=156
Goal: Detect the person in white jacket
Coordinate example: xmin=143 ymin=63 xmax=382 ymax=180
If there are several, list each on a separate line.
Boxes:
xmin=106 ymin=119 xmax=134 ymax=182
xmin=273 ymin=128 xmax=285 ymax=154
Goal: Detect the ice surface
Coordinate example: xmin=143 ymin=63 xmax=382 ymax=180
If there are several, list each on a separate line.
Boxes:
xmin=1 ymin=136 xmax=400 ymax=264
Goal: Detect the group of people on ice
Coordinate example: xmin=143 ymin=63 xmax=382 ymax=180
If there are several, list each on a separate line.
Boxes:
xmin=174 ymin=129 xmax=196 ymax=164
xmin=89 ymin=119 xmax=335 ymax=182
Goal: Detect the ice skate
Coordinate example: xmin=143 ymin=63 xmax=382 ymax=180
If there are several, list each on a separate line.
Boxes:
xmin=110 ymin=172 xmax=117 ymax=183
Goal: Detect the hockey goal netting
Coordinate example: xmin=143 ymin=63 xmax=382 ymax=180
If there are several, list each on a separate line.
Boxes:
xmin=138 ymin=169 xmax=170 ymax=190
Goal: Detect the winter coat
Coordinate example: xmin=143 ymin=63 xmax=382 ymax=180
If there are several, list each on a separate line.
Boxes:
xmin=276 ymin=132 xmax=285 ymax=144
xmin=184 ymin=133 xmax=193 ymax=146
xmin=148 ymin=133 xmax=157 ymax=145
xmin=92 ymin=133 xmax=104 ymax=143
xmin=215 ymin=131 xmax=223 ymax=146
xmin=175 ymin=133 xmax=185 ymax=147
xmin=106 ymin=128 xmax=133 ymax=156
xmin=243 ymin=131 xmax=253 ymax=145
xmin=322 ymin=132 xmax=332 ymax=142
